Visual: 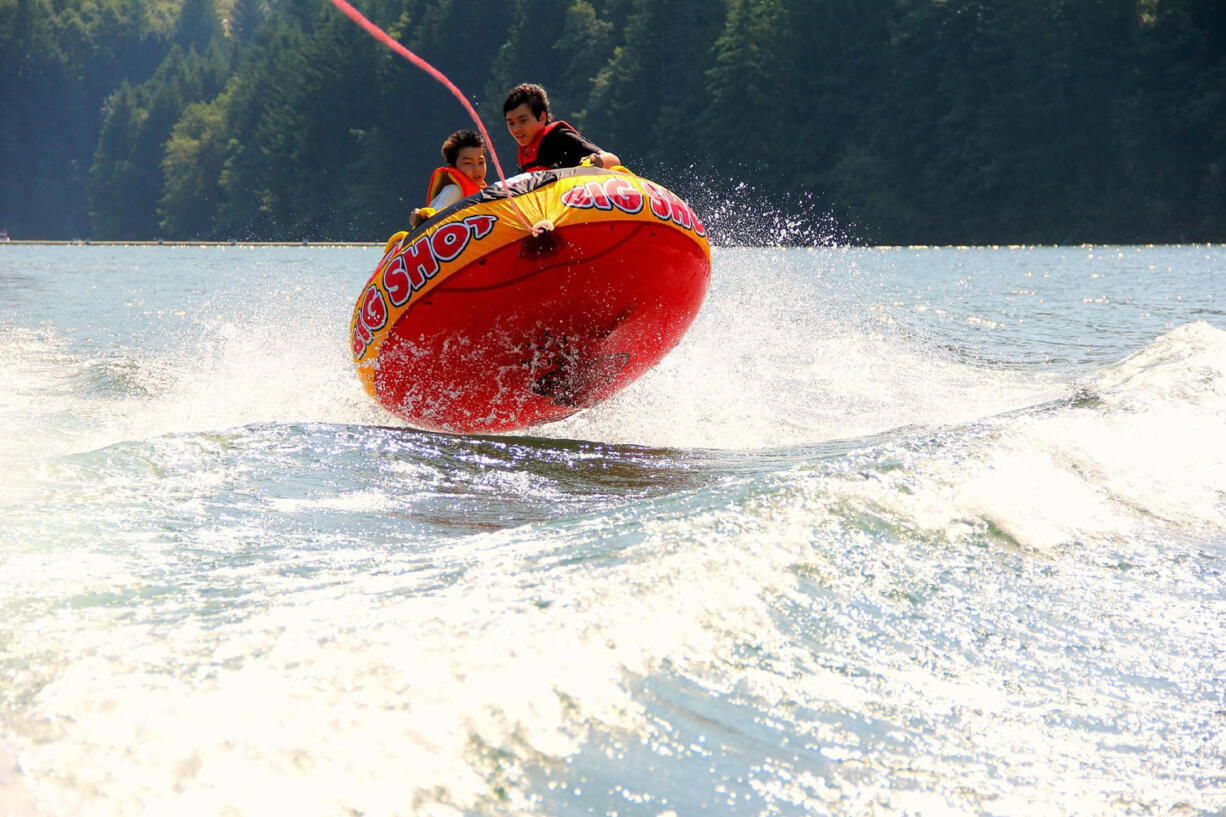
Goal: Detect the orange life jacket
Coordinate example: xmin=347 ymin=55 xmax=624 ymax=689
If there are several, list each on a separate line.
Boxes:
xmin=517 ymin=120 xmax=570 ymax=173
xmin=425 ymin=166 xmax=483 ymax=205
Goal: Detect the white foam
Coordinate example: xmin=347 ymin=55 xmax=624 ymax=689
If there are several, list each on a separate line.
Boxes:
xmin=6 ymin=368 xmax=1221 ymax=815
xmin=5 ymin=512 xmax=789 ymax=815
xmin=545 ymin=249 xmax=1063 ymax=449
xmin=809 ymin=322 xmax=1226 ymax=551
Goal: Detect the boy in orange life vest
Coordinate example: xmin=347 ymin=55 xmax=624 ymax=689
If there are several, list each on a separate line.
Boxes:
xmin=503 ymin=83 xmax=620 ymax=173
xmin=409 ymin=129 xmax=488 ymax=228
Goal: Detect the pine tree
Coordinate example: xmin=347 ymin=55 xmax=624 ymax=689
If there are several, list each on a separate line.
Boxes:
xmin=701 ymin=0 xmax=790 ymax=171
xmin=175 ymin=0 xmax=223 ymax=52
xmin=228 ymin=0 xmax=266 ymax=43
xmin=89 ymin=81 xmax=147 ymax=237
xmin=159 ymin=91 xmax=232 ymax=238
xmin=584 ymin=0 xmax=723 ymax=171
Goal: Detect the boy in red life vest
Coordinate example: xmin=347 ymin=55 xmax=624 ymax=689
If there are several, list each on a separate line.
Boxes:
xmin=409 ymin=129 xmax=488 ymax=228
xmin=503 ymin=83 xmax=620 ymax=173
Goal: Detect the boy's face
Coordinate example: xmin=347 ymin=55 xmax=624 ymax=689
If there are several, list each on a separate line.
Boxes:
xmin=505 ymin=103 xmax=547 ymax=147
xmin=453 ymin=146 xmax=487 ymax=185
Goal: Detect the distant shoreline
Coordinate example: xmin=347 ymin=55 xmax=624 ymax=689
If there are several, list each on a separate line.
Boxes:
xmin=1 ymin=238 xmax=1221 ymax=250
xmin=0 ymin=239 xmax=382 ymax=247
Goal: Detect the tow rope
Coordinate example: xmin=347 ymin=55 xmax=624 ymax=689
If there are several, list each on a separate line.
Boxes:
xmin=326 ymin=0 xmax=537 ymax=234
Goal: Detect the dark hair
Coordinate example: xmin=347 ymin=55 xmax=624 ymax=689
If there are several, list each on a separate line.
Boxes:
xmin=441 ymin=129 xmax=484 ymax=166
xmin=502 ymin=83 xmax=550 ymax=122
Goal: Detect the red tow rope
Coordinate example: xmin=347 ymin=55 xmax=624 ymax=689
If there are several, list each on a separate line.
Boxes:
xmin=326 ymin=0 xmax=536 ymax=233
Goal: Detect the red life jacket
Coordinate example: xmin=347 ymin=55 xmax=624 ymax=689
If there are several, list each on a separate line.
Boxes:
xmin=517 ymin=120 xmax=570 ymax=172
xmin=425 ymin=166 xmax=483 ymax=205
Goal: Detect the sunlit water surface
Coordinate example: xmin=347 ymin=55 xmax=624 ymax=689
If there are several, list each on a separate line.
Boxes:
xmin=1 ymin=244 xmax=1223 ymax=816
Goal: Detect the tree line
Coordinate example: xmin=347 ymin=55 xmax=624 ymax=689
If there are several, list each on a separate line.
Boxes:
xmin=1 ymin=0 xmax=1222 ymax=245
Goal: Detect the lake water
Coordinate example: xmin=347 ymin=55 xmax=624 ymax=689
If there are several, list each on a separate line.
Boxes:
xmin=1 ymin=243 xmax=1223 ymax=816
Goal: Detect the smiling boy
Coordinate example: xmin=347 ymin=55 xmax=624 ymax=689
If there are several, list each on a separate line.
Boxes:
xmin=410 ymin=129 xmax=488 ymax=228
xmin=503 ymin=83 xmax=620 ymax=173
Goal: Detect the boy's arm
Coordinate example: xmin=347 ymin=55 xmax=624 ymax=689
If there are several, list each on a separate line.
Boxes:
xmin=548 ymin=126 xmax=620 ymax=170
xmin=587 ymin=151 xmax=621 ymax=169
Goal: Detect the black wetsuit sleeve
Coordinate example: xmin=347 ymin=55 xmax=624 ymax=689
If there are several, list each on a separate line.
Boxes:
xmin=538 ymin=124 xmax=603 ymax=169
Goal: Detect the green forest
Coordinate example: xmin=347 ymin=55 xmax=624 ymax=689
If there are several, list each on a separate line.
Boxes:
xmin=1 ymin=0 xmax=1223 ymax=245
